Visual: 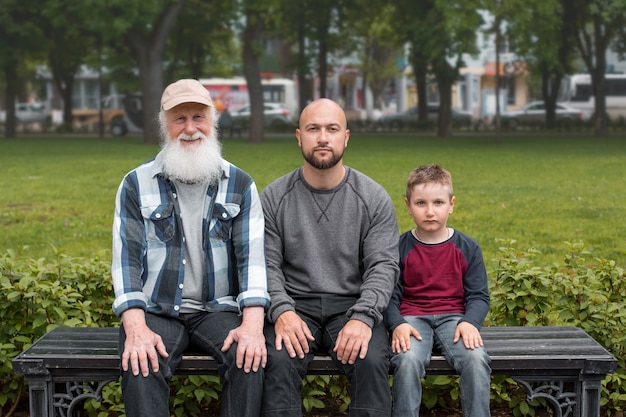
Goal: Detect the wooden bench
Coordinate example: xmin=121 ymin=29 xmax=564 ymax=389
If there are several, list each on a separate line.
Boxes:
xmin=13 ymin=326 xmax=617 ymax=417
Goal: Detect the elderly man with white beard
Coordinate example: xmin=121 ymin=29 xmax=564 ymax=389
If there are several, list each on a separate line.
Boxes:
xmin=111 ymin=79 xmax=270 ymax=417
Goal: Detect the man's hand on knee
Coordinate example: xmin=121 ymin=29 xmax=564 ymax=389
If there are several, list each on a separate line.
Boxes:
xmin=222 ymin=306 xmax=267 ymax=373
xmin=274 ymin=311 xmax=315 ymax=359
xmin=121 ymin=309 xmax=169 ymax=377
xmin=334 ymin=319 xmax=372 ymax=365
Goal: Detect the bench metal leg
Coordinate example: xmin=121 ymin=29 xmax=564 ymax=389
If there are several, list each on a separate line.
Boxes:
xmin=26 ymin=378 xmax=54 ymax=417
xmin=577 ymin=377 xmax=602 ymax=417
xmin=514 ymin=376 xmax=604 ymax=417
xmin=53 ymin=379 xmax=117 ymax=417
xmin=514 ymin=378 xmax=577 ymax=417
xmin=25 ymin=376 xmax=117 ymax=417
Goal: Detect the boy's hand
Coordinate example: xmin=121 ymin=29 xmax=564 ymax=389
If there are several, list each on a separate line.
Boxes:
xmin=454 ymin=321 xmax=483 ymax=349
xmin=391 ymin=323 xmax=422 ymax=353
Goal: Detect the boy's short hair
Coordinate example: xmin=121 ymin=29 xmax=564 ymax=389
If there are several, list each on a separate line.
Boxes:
xmin=406 ymin=164 xmax=454 ymax=200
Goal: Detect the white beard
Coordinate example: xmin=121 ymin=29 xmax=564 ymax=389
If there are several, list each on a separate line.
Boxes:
xmin=161 ymin=131 xmax=223 ymax=184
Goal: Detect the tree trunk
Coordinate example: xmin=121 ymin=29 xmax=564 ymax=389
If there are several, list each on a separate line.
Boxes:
xmin=50 ymin=68 xmax=76 ymax=133
xmin=136 ymin=53 xmax=164 ymax=144
xmin=542 ymin=0 xmax=574 ymax=130
xmin=127 ymin=0 xmax=185 ymax=145
xmin=2 ymin=61 xmax=18 ymax=138
xmin=495 ymin=16 xmax=502 ymax=144
xmin=411 ymin=49 xmax=428 ymax=123
xmin=297 ymin=22 xmax=309 ymax=113
xmin=591 ymin=66 xmax=608 ymax=136
xmin=591 ymin=15 xmax=609 ymax=136
xmin=318 ymin=35 xmax=328 ymax=98
xmin=60 ymin=79 xmax=74 ymax=133
xmin=436 ymin=76 xmax=453 ymax=137
xmin=572 ymin=0 xmax=611 ymax=137
xmin=433 ymin=55 xmax=459 ymax=137
xmin=540 ymin=62 xmax=557 ymax=129
xmin=242 ymin=6 xmax=264 ymax=144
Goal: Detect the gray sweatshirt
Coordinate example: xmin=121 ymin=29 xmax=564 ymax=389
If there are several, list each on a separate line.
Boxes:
xmin=261 ymin=166 xmax=400 ymax=327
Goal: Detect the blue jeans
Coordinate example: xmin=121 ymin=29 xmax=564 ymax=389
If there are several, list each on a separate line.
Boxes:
xmin=119 ymin=311 xmax=264 ymax=417
xmin=390 ymin=314 xmax=491 ymax=417
xmin=261 ymin=295 xmax=392 ymax=417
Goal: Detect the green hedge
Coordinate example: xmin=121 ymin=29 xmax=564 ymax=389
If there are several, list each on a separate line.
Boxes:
xmin=1 ymin=242 xmax=624 ymax=416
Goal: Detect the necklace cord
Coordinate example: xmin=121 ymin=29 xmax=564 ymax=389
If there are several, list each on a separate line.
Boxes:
xmin=413 ymin=227 xmax=450 ymax=243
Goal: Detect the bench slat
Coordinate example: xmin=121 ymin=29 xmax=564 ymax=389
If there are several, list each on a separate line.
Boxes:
xmin=14 ymin=325 xmax=617 ymax=375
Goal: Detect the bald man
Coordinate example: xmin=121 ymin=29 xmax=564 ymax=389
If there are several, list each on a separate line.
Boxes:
xmin=260 ymin=98 xmax=400 ymax=416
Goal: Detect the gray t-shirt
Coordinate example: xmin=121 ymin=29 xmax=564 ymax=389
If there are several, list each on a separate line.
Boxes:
xmin=174 ymin=180 xmax=209 ymax=313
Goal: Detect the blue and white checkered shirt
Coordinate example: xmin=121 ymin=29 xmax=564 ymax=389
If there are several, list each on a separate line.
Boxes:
xmin=112 ymin=152 xmax=269 ymax=317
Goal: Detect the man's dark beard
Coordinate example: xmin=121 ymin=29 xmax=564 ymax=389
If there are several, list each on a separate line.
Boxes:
xmin=303 ymin=148 xmax=343 ymax=170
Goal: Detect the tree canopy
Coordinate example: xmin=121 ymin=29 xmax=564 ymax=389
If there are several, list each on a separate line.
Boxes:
xmin=2 ymin=0 xmax=625 ymax=140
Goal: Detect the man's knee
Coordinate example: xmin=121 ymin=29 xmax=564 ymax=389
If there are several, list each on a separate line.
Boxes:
xmin=349 ymin=351 xmax=389 ymax=378
xmin=266 ymin=346 xmax=310 ymax=376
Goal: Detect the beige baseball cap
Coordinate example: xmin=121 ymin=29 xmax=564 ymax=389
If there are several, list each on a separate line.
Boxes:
xmin=160 ymin=79 xmax=214 ymax=111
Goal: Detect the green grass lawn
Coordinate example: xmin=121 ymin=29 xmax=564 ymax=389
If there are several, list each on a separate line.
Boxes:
xmin=1 ymin=133 xmax=625 ymax=271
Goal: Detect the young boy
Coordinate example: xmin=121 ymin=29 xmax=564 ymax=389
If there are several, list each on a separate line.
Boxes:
xmin=384 ymin=164 xmax=491 ymax=417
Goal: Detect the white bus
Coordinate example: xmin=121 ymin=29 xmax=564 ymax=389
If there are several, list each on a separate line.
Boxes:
xmin=561 ymin=73 xmax=626 ymax=121
xmin=199 ymin=77 xmax=298 ymax=116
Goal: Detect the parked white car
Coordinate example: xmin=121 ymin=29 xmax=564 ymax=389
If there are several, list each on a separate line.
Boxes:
xmin=227 ymin=102 xmax=294 ymax=128
xmin=500 ymin=101 xmax=591 ymax=128
xmin=0 ymin=102 xmax=50 ymax=124
xmin=378 ymin=105 xmax=474 ymax=131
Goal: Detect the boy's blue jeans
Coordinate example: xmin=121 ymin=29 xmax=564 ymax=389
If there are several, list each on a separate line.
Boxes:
xmin=119 ymin=311 xmax=264 ymax=417
xmin=390 ymin=314 xmax=491 ymax=417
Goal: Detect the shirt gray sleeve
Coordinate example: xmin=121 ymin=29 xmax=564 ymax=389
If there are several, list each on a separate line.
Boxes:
xmin=346 ymin=185 xmax=400 ymax=327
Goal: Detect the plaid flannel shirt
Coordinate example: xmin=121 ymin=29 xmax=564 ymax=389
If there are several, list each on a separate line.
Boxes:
xmin=111 ymin=153 xmax=269 ymax=317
